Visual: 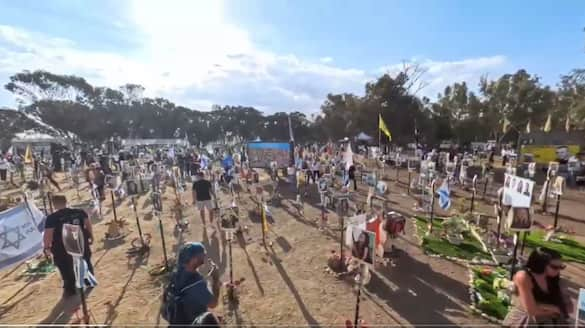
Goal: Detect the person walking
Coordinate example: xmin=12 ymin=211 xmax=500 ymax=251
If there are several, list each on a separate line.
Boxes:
xmin=503 ymin=248 xmax=572 ymax=327
xmin=192 ymin=172 xmax=217 ymax=225
xmin=43 ymin=195 xmax=94 ymax=297
xmin=164 ymin=242 xmax=221 ymax=327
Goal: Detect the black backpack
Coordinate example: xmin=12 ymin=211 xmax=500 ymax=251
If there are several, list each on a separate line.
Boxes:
xmin=161 ymin=274 xmax=205 ymax=324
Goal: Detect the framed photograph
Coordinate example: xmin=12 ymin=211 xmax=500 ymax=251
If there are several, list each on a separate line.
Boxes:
xmin=126 ymin=179 xmax=138 ymax=196
xmin=552 ymin=176 xmax=565 ymax=196
xmin=548 ymin=161 xmax=560 ymax=177
xmin=375 ymin=181 xmax=387 ymax=196
xmin=507 ymin=207 xmax=532 ymax=232
xmin=105 ymin=174 xmax=117 ymax=189
xmin=220 ymin=212 xmax=239 ymax=231
xmin=62 ymin=223 xmax=85 ymax=257
xmin=527 ymin=162 xmax=536 ymax=178
xmin=407 ymin=159 xmax=417 ymax=173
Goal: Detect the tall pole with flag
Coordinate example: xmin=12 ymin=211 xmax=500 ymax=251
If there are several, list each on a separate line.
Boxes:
xmin=378 ymin=113 xmax=381 ymax=153
xmin=378 ymin=114 xmax=392 ymax=146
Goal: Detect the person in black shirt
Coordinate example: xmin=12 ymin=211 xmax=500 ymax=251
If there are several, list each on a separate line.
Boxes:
xmin=43 ymin=195 xmax=94 ymax=297
xmin=192 ymin=172 xmax=216 ymax=225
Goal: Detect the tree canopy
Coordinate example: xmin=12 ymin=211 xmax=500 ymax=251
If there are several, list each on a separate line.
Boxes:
xmin=3 ymin=66 xmax=585 ymax=147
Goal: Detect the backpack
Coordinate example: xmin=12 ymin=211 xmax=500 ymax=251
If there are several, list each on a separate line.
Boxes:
xmin=161 ymin=274 xmax=205 ymax=324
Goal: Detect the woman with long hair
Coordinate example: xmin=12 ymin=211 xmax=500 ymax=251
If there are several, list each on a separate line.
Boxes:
xmin=504 ymin=247 xmax=572 ymax=327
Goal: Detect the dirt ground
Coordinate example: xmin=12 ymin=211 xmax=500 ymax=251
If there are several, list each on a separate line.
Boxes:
xmin=0 ymin=165 xmax=584 ymax=327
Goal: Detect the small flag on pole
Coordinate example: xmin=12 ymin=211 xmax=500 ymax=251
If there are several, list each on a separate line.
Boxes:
xmin=437 ymin=180 xmax=451 ymax=210
xmin=565 ymin=115 xmax=570 ymax=132
xmin=378 ymin=114 xmax=392 ymax=141
xmin=24 ymin=145 xmax=33 ymax=164
xmin=262 ymin=204 xmax=269 ymax=233
xmin=288 ymin=114 xmax=295 ymax=142
xmin=543 ymin=114 xmax=552 ymax=133
xmin=525 ymin=120 xmax=531 ymax=134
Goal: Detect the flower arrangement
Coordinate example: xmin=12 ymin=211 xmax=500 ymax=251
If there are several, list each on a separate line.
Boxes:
xmin=469 ymin=266 xmax=511 ymax=321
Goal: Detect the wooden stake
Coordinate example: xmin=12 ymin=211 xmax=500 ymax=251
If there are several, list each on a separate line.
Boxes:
xmin=110 ymin=190 xmax=118 ymax=223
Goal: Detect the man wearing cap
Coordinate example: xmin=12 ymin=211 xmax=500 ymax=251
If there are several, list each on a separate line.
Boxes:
xmin=171 ymin=242 xmax=221 ymax=325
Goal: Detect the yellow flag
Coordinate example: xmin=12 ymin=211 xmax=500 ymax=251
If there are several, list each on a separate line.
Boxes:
xmin=261 ymin=204 xmax=269 ymax=233
xmin=24 ymin=145 xmax=32 ymax=164
xmin=378 ymin=114 xmax=392 ymax=140
xmin=543 ymin=114 xmax=552 ymax=133
xmin=565 ymin=115 xmax=570 ymax=132
xmin=502 ymin=118 xmax=510 ymax=133
xmin=525 ymin=120 xmax=531 ymax=134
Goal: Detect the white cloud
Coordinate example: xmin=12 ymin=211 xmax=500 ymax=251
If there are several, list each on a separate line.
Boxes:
xmin=379 ymin=56 xmax=507 ymax=98
xmin=0 ymin=0 xmax=507 ymax=113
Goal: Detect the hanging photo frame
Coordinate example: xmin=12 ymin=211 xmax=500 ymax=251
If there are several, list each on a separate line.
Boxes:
xmin=105 ymin=174 xmax=116 ymax=189
xmin=375 ymin=181 xmax=387 ymax=196
xmin=552 ymin=176 xmax=565 ymax=196
xmin=407 ymin=158 xmax=417 ymax=173
xmin=349 ymin=226 xmax=375 ymax=266
xmin=62 ymin=223 xmax=84 ymax=257
xmin=126 ymin=179 xmax=138 ymax=196
xmin=507 ymin=207 xmax=533 ymax=232
xmin=527 ymin=162 xmax=536 ymax=178
xmin=220 ymin=212 xmax=238 ymax=232
xmin=548 ymin=161 xmax=559 ymax=177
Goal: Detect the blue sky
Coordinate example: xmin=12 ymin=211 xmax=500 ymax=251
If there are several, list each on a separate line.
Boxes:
xmin=0 ymin=0 xmax=584 ymax=114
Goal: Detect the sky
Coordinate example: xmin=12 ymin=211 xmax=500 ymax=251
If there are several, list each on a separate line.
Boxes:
xmin=0 ymin=0 xmax=584 ymax=115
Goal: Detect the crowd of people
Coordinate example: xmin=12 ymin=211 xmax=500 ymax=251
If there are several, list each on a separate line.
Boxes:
xmin=2 ymin=138 xmax=581 ymax=327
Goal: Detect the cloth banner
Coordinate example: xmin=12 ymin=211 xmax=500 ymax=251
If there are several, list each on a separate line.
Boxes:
xmin=0 ymin=201 xmax=46 ymax=270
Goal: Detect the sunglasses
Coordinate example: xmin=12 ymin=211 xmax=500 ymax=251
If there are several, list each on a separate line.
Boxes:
xmin=549 ymin=264 xmax=566 ymax=270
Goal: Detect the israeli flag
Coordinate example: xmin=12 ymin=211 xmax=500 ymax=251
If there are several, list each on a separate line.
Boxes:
xmin=74 ymin=257 xmax=97 ymax=289
xmin=437 ymin=180 xmax=451 ymax=210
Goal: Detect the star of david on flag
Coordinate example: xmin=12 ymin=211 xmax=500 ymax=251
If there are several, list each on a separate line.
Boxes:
xmin=437 ymin=180 xmax=451 ymax=210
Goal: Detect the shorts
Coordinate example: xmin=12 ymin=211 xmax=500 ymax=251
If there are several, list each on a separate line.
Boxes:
xmin=196 ymin=200 xmax=213 ymax=210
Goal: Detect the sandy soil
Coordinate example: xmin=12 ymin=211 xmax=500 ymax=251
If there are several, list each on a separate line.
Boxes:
xmin=0 ymin=165 xmax=583 ymax=327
